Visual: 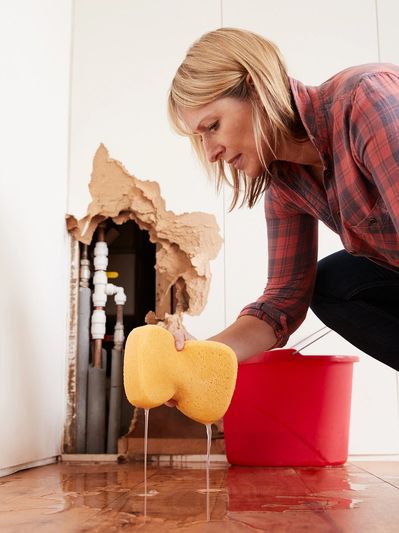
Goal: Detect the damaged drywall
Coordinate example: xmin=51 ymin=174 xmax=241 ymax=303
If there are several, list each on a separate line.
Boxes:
xmin=66 ymin=144 xmax=223 ymax=317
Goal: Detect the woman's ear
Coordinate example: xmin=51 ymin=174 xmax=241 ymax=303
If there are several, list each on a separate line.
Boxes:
xmin=245 ymin=73 xmax=260 ymax=102
xmin=245 ymin=73 xmax=254 ymax=87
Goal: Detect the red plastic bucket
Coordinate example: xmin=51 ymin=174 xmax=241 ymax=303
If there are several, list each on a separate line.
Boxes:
xmin=223 ymin=349 xmax=359 ymax=466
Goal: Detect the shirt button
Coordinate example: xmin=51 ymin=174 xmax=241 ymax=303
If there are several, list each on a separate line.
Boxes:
xmin=368 ymin=218 xmax=377 ymax=226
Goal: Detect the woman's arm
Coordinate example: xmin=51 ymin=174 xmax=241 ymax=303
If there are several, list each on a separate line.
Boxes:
xmin=238 ymin=185 xmax=318 ymax=348
xmin=173 ymin=316 xmax=276 ymax=361
xmin=207 ymin=315 xmax=277 ymax=362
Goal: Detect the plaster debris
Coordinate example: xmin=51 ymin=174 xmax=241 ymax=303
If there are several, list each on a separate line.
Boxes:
xmin=145 ymin=310 xmax=192 ymax=336
xmin=66 ymin=144 xmax=223 ymax=317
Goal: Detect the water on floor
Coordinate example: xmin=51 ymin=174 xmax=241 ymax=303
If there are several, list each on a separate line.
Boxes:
xmin=1 ymin=459 xmax=399 ymax=532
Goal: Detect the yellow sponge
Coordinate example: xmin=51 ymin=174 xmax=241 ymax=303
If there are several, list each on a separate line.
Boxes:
xmin=123 ymin=324 xmax=237 ymax=424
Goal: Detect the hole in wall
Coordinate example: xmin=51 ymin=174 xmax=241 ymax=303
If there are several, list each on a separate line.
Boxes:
xmin=66 ymin=143 xmax=223 ymax=320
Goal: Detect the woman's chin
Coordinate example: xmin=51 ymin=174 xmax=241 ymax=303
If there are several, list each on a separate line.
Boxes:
xmin=246 ymin=170 xmax=263 ymax=179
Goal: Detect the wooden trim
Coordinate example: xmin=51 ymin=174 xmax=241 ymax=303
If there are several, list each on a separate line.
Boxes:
xmin=119 ymin=437 xmax=225 ymax=456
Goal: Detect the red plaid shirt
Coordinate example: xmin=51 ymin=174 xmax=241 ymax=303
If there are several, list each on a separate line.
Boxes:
xmin=239 ymin=64 xmax=399 ymax=347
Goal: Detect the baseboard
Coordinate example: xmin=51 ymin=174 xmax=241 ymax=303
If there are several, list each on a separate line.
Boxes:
xmin=151 ymin=454 xmax=228 ymax=464
xmin=0 ymin=456 xmax=58 ymax=478
xmin=118 ymin=437 xmax=225 ymax=456
xmin=60 ymin=454 xmax=120 ymax=462
xmin=349 ymin=454 xmax=399 ymax=461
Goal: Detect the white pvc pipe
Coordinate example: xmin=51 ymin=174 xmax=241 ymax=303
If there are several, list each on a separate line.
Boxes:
xmin=90 ymin=239 xmax=127 ymax=341
xmin=88 ymin=228 xmax=128 ymax=454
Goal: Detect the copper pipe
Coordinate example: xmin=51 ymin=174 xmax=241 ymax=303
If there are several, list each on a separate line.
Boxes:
xmin=97 ymin=223 xmax=106 ymax=242
xmin=116 ymin=304 xmax=123 ymax=325
xmin=93 ymin=338 xmax=103 ymax=369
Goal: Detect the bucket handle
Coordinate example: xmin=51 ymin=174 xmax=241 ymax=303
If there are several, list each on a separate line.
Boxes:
xmin=290 ymin=326 xmax=332 ymax=355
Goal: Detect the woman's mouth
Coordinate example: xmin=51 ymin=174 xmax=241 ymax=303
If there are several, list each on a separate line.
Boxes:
xmin=229 ymin=154 xmax=242 ymax=170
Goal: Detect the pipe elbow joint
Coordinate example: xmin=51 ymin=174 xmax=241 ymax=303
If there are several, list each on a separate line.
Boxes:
xmin=115 ymin=287 xmax=127 ymax=305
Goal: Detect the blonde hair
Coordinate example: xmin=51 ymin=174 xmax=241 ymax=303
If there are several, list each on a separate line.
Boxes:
xmin=168 ymin=27 xmax=304 ymax=209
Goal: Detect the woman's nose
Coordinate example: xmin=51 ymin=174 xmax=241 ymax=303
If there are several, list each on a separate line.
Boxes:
xmin=203 ymin=138 xmax=224 ymax=163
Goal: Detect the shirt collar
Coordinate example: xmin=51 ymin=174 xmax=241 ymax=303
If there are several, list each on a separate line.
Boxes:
xmin=289 ymin=77 xmax=331 ymax=171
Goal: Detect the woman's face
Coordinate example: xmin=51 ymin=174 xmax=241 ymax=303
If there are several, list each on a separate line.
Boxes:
xmin=179 ymin=97 xmax=267 ymax=178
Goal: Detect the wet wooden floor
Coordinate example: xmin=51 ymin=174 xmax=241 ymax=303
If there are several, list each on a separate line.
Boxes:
xmin=1 ymin=459 xmax=399 ymax=532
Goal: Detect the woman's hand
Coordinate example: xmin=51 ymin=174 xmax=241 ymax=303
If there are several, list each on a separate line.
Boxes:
xmin=173 ymin=326 xmax=196 ymax=351
xmin=165 ymin=326 xmax=196 ymax=407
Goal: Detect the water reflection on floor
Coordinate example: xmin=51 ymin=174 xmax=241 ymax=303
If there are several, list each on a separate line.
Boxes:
xmin=1 ymin=459 xmax=399 ymax=532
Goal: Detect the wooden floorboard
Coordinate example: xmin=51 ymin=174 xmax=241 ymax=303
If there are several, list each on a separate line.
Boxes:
xmin=0 ymin=460 xmax=398 ymax=532
xmin=351 ymin=460 xmax=399 ymax=489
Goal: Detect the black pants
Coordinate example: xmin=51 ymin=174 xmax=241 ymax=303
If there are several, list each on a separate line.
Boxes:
xmin=310 ymin=250 xmax=399 ymax=371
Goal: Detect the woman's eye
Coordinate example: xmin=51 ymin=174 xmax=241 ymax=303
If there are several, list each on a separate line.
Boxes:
xmin=208 ymin=121 xmax=219 ymax=132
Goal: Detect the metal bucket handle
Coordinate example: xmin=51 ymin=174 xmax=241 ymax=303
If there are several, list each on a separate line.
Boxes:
xmin=290 ymin=326 xmax=332 ymax=355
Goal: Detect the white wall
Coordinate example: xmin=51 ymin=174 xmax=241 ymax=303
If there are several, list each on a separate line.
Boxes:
xmin=0 ymin=1 xmax=72 ymax=475
xmin=68 ymin=0 xmax=398 ymax=455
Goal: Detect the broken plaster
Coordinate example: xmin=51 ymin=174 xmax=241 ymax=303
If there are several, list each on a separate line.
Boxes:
xmin=66 ymin=144 xmax=223 ymax=317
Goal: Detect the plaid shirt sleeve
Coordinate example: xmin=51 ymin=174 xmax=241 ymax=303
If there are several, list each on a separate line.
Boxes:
xmin=238 ymin=184 xmax=318 ymax=347
xmin=350 ymin=72 xmax=399 ymax=232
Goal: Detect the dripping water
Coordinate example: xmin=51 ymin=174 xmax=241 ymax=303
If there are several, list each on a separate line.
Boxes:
xmin=196 ymin=423 xmax=222 ymax=521
xmin=144 ymin=408 xmax=149 ymax=499
xmin=137 ymin=408 xmax=158 ymax=520
xmin=206 ymin=423 xmax=211 ymax=520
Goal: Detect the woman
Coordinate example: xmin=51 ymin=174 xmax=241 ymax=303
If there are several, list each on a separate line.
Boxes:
xmin=168 ymin=27 xmax=399 ymax=371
